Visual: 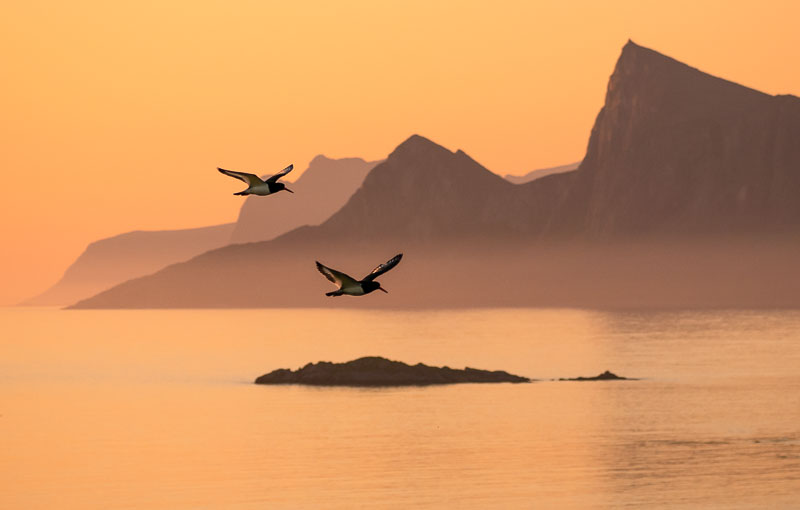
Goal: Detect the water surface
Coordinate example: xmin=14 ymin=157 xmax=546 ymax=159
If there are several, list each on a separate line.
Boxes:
xmin=2 ymin=308 xmax=799 ymax=508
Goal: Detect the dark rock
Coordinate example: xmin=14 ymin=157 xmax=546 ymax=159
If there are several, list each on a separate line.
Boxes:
xmin=254 ymin=356 xmax=530 ymax=386
xmin=559 ymin=370 xmax=634 ymax=381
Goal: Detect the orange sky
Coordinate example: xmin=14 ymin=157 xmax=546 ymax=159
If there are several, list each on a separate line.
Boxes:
xmin=1 ymin=0 xmax=799 ymax=305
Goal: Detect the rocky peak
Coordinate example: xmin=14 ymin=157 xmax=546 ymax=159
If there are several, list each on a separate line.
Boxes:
xmin=573 ymin=41 xmax=800 ymax=235
xmin=319 ymin=134 xmax=516 ymax=240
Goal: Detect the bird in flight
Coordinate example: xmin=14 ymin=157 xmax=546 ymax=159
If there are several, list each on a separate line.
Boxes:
xmin=316 ymin=254 xmax=403 ymax=296
xmin=217 ymin=164 xmax=294 ymax=196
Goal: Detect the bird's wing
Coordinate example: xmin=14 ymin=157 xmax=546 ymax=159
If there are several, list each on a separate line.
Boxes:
xmin=316 ymin=261 xmax=358 ymax=288
xmin=218 ymin=168 xmax=264 ymax=187
xmin=362 ymin=253 xmax=403 ymax=281
xmin=265 ymin=164 xmax=294 ymax=183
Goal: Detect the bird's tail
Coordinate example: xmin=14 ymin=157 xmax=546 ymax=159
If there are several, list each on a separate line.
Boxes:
xmin=325 ymin=291 xmax=342 ymax=297
xmin=234 ymin=191 xmax=249 ymax=196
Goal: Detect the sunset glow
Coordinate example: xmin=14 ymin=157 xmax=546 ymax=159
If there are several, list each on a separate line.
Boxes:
xmin=2 ymin=0 xmax=799 ymax=304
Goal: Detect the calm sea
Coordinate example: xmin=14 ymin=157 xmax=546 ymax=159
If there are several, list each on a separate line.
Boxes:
xmin=1 ymin=308 xmax=799 ymax=509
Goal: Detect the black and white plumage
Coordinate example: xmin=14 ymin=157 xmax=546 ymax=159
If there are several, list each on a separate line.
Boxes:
xmin=316 ymin=254 xmax=403 ymax=296
xmin=217 ymin=164 xmax=294 ymax=196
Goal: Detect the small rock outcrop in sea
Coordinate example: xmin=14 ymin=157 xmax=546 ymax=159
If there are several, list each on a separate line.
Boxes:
xmin=254 ymin=356 xmax=530 ymax=386
xmin=559 ymin=370 xmax=634 ymax=381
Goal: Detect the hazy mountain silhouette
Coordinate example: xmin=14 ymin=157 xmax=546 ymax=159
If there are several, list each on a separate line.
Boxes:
xmin=27 ymin=157 xmax=376 ymax=305
xmin=25 ymin=223 xmax=235 ymax=306
xmin=71 ymin=41 xmax=800 ymax=309
xmin=69 ymin=136 xmax=526 ymax=308
xmin=504 ymin=162 xmax=580 ymax=184
xmin=231 ymin=155 xmax=380 ymax=243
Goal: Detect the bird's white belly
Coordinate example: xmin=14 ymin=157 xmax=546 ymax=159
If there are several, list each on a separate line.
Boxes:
xmin=249 ymin=185 xmax=274 ymax=196
xmin=342 ymin=284 xmax=365 ymax=296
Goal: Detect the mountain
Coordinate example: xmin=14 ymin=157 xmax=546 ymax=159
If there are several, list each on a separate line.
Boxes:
xmin=319 ymin=135 xmax=527 ymax=241
xmin=69 ymin=135 xmax=528 ymax=308
xmin=543 ymin=40 xmax=800 ymax=236
xmin=27 ymin=156 xmax=376 ymax=305
xmin=231 ymin=155 xmax=380 ymax=243
xmin=25 ymin=223 xmax=234 ymax=306
xmin=71 ymin=41 xmax=800 ymax=309
xmin=504 ymin=162 xmax=580 ymax=184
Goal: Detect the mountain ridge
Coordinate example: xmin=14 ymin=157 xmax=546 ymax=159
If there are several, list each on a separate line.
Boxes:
xmin=27 ymin=156 xmax=377 ymax=305
xmin=504 ymin=162 xmax=580 ymax=185
xmin=542 ymin=39 xmax=800 ymax=236
xmin=70 ymin=41 xmax=800 ymax=309
xmin=231 ymin=155 xmax=380 ymax=243
xmin=24 ymin=223 xmax=235 ymax=306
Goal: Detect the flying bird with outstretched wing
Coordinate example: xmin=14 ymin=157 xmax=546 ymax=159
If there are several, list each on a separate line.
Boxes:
xmin=217 ymin=164 xmax=294 ymax=196
xmin=316 ymin=254 xmax=403 ymax=296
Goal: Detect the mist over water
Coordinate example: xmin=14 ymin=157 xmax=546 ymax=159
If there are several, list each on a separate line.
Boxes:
xmin=2 ymin=308 xmax=799 ymax=509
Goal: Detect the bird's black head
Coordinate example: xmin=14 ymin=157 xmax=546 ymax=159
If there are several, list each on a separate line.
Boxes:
xmin=276 ymin=182 xmax=294 ymax=193
xmin=362 ymin=281 xmax=388 ymax=294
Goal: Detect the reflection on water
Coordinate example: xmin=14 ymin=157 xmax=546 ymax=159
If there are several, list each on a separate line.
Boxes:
xmin=1 ymin=308 xmax=799 ymax=509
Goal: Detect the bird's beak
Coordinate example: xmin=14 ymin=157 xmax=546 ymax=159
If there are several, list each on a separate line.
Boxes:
xmin=378 ymin=287 xmax=388 ymax=293
xmin=284 ymin=187 xmax=294 ymax=193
